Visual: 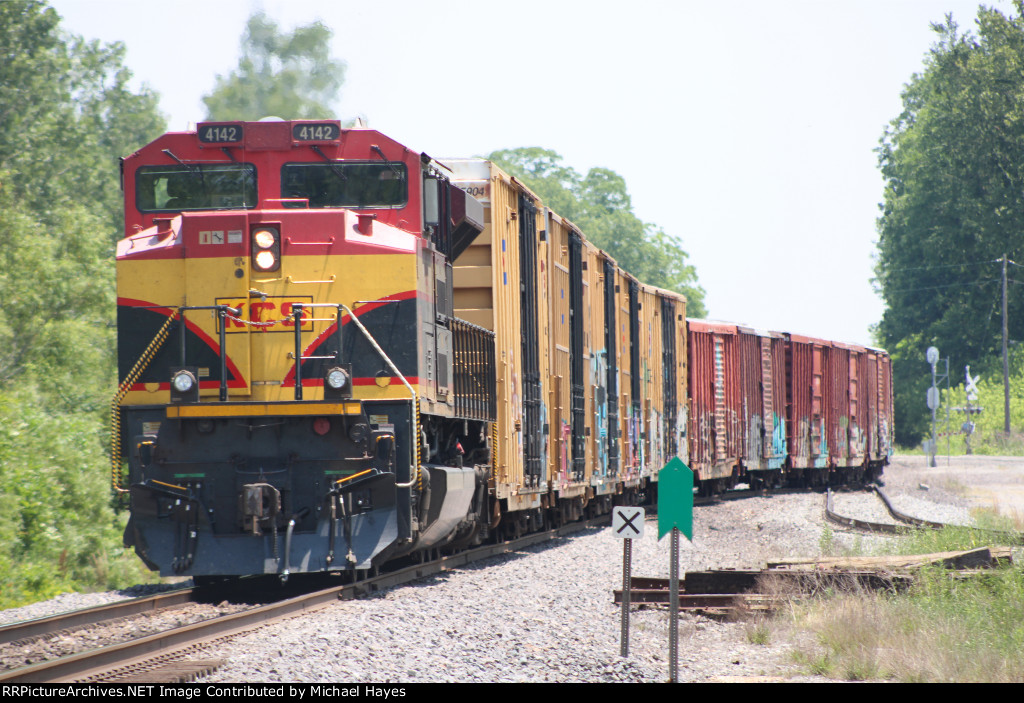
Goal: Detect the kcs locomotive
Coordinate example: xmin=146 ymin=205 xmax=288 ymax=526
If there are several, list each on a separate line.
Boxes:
xmin=113 ymin=119 xmax=891 ymax=579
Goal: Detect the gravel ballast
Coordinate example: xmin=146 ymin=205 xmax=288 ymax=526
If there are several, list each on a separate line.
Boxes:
xmin=3 ymin=455 xmax=1020 ymax=682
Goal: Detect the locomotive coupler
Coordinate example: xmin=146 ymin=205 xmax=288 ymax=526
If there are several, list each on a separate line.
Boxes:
xmin=239 ymin=482 xmax=281 ymax=536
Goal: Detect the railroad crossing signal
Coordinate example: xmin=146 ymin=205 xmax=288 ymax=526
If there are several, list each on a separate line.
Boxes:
xmin=966 ymin=366 xmax=980 ymax=402
xmin=612 ymin=507 xmax=645 ymax=539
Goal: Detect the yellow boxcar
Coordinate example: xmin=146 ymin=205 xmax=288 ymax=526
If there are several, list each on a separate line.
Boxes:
xmin=448 ymin=158 xmax=688 ymax=522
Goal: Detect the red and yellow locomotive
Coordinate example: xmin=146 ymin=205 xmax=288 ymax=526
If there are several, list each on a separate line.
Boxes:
xmin=116 ymin=119 xmax=496 ymax=576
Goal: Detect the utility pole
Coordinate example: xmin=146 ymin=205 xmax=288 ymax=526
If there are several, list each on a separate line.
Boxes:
xmin=1002 ymin=254 xmax=1010 ymax=435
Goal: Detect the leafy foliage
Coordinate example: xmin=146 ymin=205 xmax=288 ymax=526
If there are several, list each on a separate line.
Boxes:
xmin=488 ymin=147 xmax=706 ymax=315
xmin=203 ymin=12 xmax=346 ymax=121
xmin=0 ymin=2 xmax=163 ymax=233
xmin=0 ymin=384 xmax=146 ymax=608
xmin=875 ymin=3 xmax=1024 ymax=445
xmin=0 ymin=1 xmax=166 ymax=604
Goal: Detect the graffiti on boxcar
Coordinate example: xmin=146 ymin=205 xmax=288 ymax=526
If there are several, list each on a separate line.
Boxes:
xmin=849 ymin=420 xmax=865 ymax=458
xmin=648 ymin=406 xmax=663 ymax=470
xmin=540 ymin=400 xmax=549 ymax=479
xmin=590 ymin=349 xmax=609 ymax=476
xmin=560 ymin=419 xmax=571 ymax=486
xmin=770 ymin=414 xmax=786 ymax=468
xmin=814 ymin=418 xmax=829 ymax=468
xmin=626 ymin=406 xmax=641 ymax=472
xmin=745 ymin=408 xmax=764 ymax=469
xmin=510 ymin=347 xmax=522 ymax=457
xmin=675 ymin=405 xmax=688 ymax=464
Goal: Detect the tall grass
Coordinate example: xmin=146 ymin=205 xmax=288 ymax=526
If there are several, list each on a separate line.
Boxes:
xmin=787 ymin=513 xmax=1024 ymax=681
xmin=791 ymin=564 xmax=1024 ymax=681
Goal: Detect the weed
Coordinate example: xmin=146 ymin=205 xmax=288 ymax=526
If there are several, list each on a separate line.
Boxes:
xmin=819 ymin=525 xmax=835 ymax=556
xmin=745 ymin=619 xmax=772 ymax=645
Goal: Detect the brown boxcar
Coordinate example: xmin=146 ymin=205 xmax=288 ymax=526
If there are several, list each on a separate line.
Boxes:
xmin=735 ymin=326 xmax=788 ymax=483
xmin=867 ymin=347 xmax=894 ymax=476
xmin=784 ymin=333 xmax=832 ymax=476
xmin=687 ymin=321 xmax=787 ymax=491
xmin=686 ymin=320 xmax=742 ymax=489
xmin=784 ymin=334 xmax=889 ymax=483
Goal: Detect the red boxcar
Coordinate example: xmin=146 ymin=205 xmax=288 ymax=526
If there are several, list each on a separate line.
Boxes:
xmin=867 ymin=347 xmax=894 ymax=474
xmin=687 ymin=321 xmax=788 ymax=490
xmin=686 ymin=322 xmax=892 ymax=491
xmin=687 ymin=320 xmax=741 ymax=490
xmin=784 ymin=335 xmax=890 ymax=483
xmin=736 ymin=326 xmax=787 ymax=484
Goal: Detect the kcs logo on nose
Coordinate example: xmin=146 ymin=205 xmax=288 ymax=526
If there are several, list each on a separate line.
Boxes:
xmin=216 ymin=296 xmax=314 ymax=332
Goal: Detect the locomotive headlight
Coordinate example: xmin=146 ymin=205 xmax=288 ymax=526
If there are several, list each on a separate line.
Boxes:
xmin=172 ymin=370 xmax=196 ymax=393
xmin=323 ymin=364 xmax=352 ymax=399
xmin=254 ymin=249 xmax=277 ymax=270
xmin=169 ymin=367 xmax=200 ymax=403
xmin=253 ymin=229 xmax=276 ymax=249
xmin=251 ymin=225 xmax=281 ymax=272
xmin=326 ymin=367 xmax=349 ymax=390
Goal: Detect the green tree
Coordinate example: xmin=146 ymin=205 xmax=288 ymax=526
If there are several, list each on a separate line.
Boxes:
xmin=0 ymin=1 xmax=166 ymax=604
xmin=0 ymin=2 xmax=163 ymax=234
xmin=0 ymin=0 xmax=164 ymax=397
xmin=489 ymin=148 xmax=706 ymax=315
xmin=203 ymin=12 xmax=346 ymax=121
xmin=876 ymin=3 xmax=1024 ymax=445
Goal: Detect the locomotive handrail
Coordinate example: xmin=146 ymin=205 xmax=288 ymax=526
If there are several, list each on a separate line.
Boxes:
xmin=286 ymin=236 xmax=336 ymax=246
xmin=286 ymin=275 xmax=337 ymax=284
xmin=264 ymin=197 xmax=309 ymax=208
xmin=110 ymin=309 xmax=179 ymax=494
xmin=178 ymin=304 xmax=240 ymax=402
xmin=336 ymin=302 xmax=419 ymax=490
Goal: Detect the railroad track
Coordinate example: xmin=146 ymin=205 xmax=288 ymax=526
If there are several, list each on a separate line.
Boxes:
xmin=825 ymin=486 xmax=1024 ymax=544
xmin=0 ymin=516 xmax=606 ymax=684
xmin=0 ymin=588 xmax=196 ymax=647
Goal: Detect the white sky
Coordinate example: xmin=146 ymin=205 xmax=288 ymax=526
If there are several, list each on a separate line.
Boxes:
xmin=49 ymin=0 xmax=1017 ymax=346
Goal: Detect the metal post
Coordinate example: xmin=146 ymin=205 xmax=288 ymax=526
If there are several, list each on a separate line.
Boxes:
xmin=293 ymin=304 xmax=304 ymax=401
xmin=965 ymin=365 xmax=973 ymax=455
xmin=179 ymin=308 xmax=188 ymax=367
xmin=217 ymin=307 xmax=228 ymax=401
xmin=930 ymin=360 xmax=937 ymax=468
xmin=620 ymin=538 xmax=632 ymax=657
xmin=669 ymin=526 xmax=679 ymax=683
xmin=927 ymin=346 xmax=939 ymax=468
xmin=1003 ymin=254 xmax=1010 ymax=435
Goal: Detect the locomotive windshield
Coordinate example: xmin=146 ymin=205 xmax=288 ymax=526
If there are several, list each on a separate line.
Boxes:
xmin=281 ymin=162 xmax=407 ymax=208
xmin=136 ymin=163 xmax=257 ymax=213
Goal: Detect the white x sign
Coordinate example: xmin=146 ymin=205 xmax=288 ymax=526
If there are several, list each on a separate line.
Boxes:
xmin=612 ymin=507 xmax=645 ymax=539
xmin=966 ymin=365 xmax=980 ymax=401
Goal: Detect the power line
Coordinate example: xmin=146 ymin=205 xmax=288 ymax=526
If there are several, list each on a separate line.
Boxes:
xmin=884 ymin=278 xmax=995 ymax=294
xmin=879 ymin=259 xmax=1002 ymax=275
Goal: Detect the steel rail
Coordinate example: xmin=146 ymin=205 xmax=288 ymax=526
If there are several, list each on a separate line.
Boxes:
xmin=873 ymin=484 xmax=1024 ymax=544
xmin=826 ymin=487 xmax=1024 ymax=544
xmin=0 ymin=516 xmax=606 ymax=683
xmin=824 ymin=488 xmax=908 ymax=534
xmin=0 ymin=588 xmax=195 ymax=646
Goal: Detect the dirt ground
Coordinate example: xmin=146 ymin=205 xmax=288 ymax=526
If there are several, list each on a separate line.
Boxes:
xmin=885 ymin=454 xmax=1024 ymax=522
